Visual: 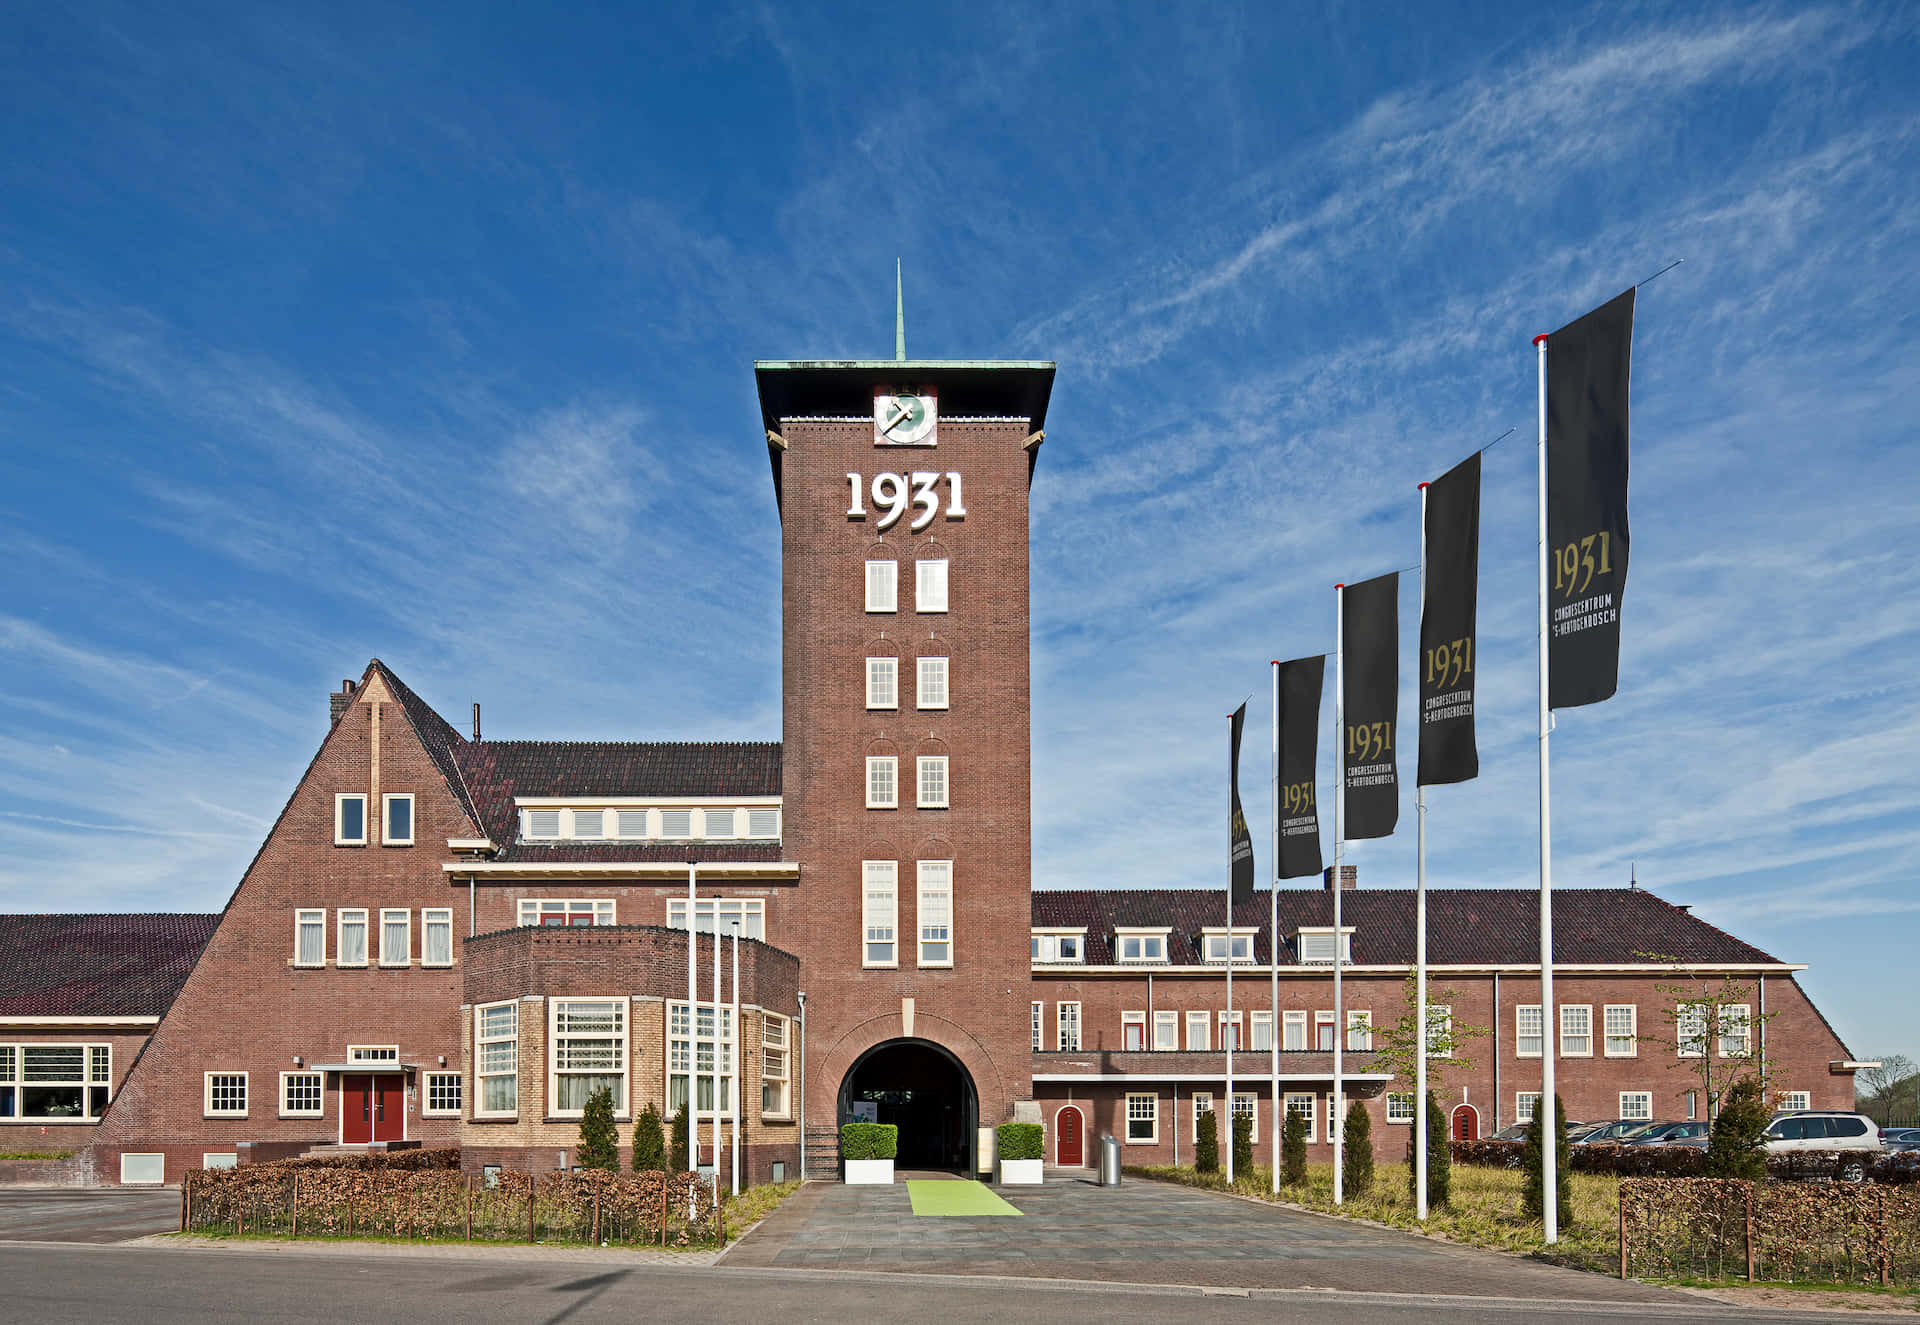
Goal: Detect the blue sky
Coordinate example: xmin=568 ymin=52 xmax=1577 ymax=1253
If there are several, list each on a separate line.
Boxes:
xmin=2 ymin=3 xmax=1915 ymax=1070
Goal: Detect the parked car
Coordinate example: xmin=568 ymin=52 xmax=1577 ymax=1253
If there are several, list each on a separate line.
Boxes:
xmin=1879 ymin=1127 xmax=1920 ymax=1151
xmin=1762 ymin=1111 xmax=1880 ymax=1182
xmin=1491 ymin=1123 xmax=1530 ymax=1141
xmin=1665 ymin=1133 xmax=1710 ymax=1151
xmin=1566 ymin=1122 xmax=1613 ymax=1143
xmin=1574 ymin=1120 xmax=1648 ymax=1144
xmin=1629 ymin=1121 xmax=1710 ymax=1146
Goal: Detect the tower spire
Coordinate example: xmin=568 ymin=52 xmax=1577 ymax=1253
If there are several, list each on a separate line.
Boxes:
xmin=895 ymin=258 xmax=905 ymax=362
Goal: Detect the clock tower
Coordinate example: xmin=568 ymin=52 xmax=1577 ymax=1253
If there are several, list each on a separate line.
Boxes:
xmin=755 ymin=357 xmax=1054 ymax=1172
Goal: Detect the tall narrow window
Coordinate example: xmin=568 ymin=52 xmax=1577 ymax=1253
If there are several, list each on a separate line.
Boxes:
xmin=1193 ymin=1092 xmax=1214 ymax=1140
xmin=915 ymin=559 xmax=948 ymax=612
xmin=865 ymin=559 xmax=898 ymax=613
xmin=337 ymin=909 xmax=368 ymax=967
xmin=917 ymin=859 xmax=952 ymax=967
xmin=1282 ymin=1011 xmax=1306 ymax=1050
xmin=1718 ymin=1005 xmax=1751 ymax=1058
xmin=1122 ymin=1012 xmax=1146 ymax=1051
xmin=1284 ymin=1093 xmax=1315 ymax=1143
xmin=550 ymin=998 xmax=627 ymax=1116
xmin=1250 ymin=1010 xmax=1274 ymax=1051
xmin=1153 ymin=1010 xmax=1179 ymax=1051
xmin=1677 ymin=1004 xmax=1707 ymax=1058
xmin=379 ymin=908 xmax=410 ymax=966
xmin=761 ymin=1013 xmax=790 ymax=1117
xmin=917 ymin=656 xmax=948 ymax=709
xmin=295 ymin=910 xmax=325 ymax=966
xmin=1516 ymin=1092 xmax=1541 ymax=1123
xmin=866 ymin=756 xmax=898 ymax=809
xmin=1217 ymin=1011 xmax=1243 ymax=1049
xmin=1516 ymin=1004 xmax=1543 ymax=1057
xmin=1186 ymin=1010 xmax=1210 ymax=1051
xmin=1125 ymin=1092 xmax=1157 ymax=1143
xmin=334 ymin=794 xmax=367 ymax=846
xmin=1604 ymin=1004 xmax=1638 ymax=1057
xmin=1560 ymin=1004 xmax=1593 ymax=1057
xmin=863 ymin=861 xmax=897 ymax=967
xmin=1430 ymin=1005 xmax=1454 ymax=1057
xmin=1314 ymin=1011 xmax=1336 ymax=1051
xmin=667 ymin=1001 xmax=733 ymax=1114
xmin=383 ymin=793 xmax=414 ymax=846
xmin=1031 ymin=1001 xmax=1044 ymax=1051
xmin=475 ymin=1001 xmax=518 ymax=1117
xmin=1346 ymin=1009 xmax=1373 ymax=1051
xmin=866 ymin=657 xmax=898 ymax=709
xmin=916 ymin=755 xmax=948 ymax=808
xmin=1057 ymin=1001 xmax=1081 ymax=1051
xmin=422 ymin=908 xmax=453 ymax=967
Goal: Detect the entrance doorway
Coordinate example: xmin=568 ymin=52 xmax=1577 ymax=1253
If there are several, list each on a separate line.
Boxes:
xmin=1451 ymin=1103 xmax=1479 ymax=1141
xmin=840 ymin=1039 xmax=977 ymax=1172
xmin=342 ymin=1074 xmax=405 ymax=1144
xmin=1056 ymin=1105 xmax=1084 ymax=1166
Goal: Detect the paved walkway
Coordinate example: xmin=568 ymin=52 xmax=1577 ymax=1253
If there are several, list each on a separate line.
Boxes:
xmin=721 ymin=1172 xmax=1685 ymax=1303
xmin=0 ymin=1187 xmax=182 ymax=1243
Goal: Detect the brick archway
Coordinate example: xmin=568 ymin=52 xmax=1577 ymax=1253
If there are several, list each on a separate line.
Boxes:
xmin=839 ymin=1037 xmax=978 ymax=1172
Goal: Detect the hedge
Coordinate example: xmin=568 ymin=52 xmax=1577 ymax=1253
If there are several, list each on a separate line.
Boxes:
xmin=1452 ymin=1138 xmax=1920 ymax=1184
xmin=1622 ymin=1177 xmax=1920 ymax=1284
xmin=997 ymin=1122 xmax=1043 ymax=1161
xmin=264 ymin=1147 xmax=461 ymax=1172
xmin=840 ymin=1122 xmax=898 ymax=1161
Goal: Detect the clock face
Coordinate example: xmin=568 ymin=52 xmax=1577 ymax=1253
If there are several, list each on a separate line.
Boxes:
xmin=874 ymin=386 xmax=937 ymax=446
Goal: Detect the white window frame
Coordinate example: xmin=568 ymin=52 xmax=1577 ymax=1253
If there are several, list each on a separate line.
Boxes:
xmin=0 ymin=1043 xmax=113 ymax=1121
xmin=1114 ymin=928 xmax=1169 ymax=963
xmin=1780 ymin=1090 xmax=1810 ymax=1112
xmin=279 ymin=1071 xmax=323 ymax=1118
xmin=336 ymin=908 xmax=368 ymax=968
xmin=667 ymin=1000 xmax=735 ymax=1118
xmin=1516 ymin=1091 xmax=1542 ymax=1124
xmin=423 ymin=1072 xmax=462 ymax=1117
xmin=378 ymin=908 xmax=411 ymax=967
xmin=1233 ymin=1092 xmax=1257 ymax=1133
xmin=1430 ymin=1005 xmax=1454 ymax=1058
xmin=1200 ymin=928 xmax=1256 ymax=964
xmin=1193 ymin=1091 xmax=1214 ymax=1141
xmin=866 ymin=756 xmax=898 ymax=809
xmin=548 ymin=997 xmax=629 ymax=1119
xmin=1152 ymin=1010 xmax=1179 ymax=1051
xmin=1386 ymin=1093 xmax=1415 ymax=1125
xmin=865 ymin=559 xmax=898 ymax=613
xmin=916 ymin=859 xmax=954 ymax=967
xmin=1677 ymin=1003 xmax=1708 ymax=1058
xmin=1121 ymin=1011 xmax=1147 ymax=1052
xmin=916 ymin=655 xmax=949 ymax=709
xmin=523 ymin=807 xmax=563 ymax=839
xmin=1347 ymin=1009 xmax=1373 ymax=1051
xmin=1217 ymin=1009 xmax=1244 ymax=1050
xmin=1185 ymin=1010 xmax=1210 ymax=1051
xmin=1314 ymin=1010 xmax=1337 ymax=1052
xmin=204 ymin=1072 xmax=248 ymax=1118
xmin=1125 ymin=1091 xmax=1158 ymax=1144
xmin=1057 ymin=1001 xmax=1081 ymax=1052
xmin=1250 ymin=1010 xmax=1274 ymax=1052
xmin=334 ymin=793 xmax=368 ymax=846
xmin=475 ymin=1000 xmax=518 ymax=1118
xmin=863 ymin=860 xmax=898 ymax=968
xmin=916 ymin=755 xmax=949 ymax=809
xmin=1282 ymin=1010 xmax=1307 ymax=1051
xmin=1619 ymin=1091 xmax=1653 ymax=1122
xmin=745 ymin=807 xmax=780 ymax=839
xmin=1516 ymin=1004 xmax=1543 ymax=1058
xmin=422 ymin=908 xmax=454 ymax=968
xmin=658 ymin=808 xmax=693 ymax=838
xmin=1030 ymin=930 xmax=1084 ymax=964
xmin=1560 ymin=1004 xmax=1593 ymax=1058
xmin=382 ymin=792 xmax=415 ymax=847
xmin=1294 ymin=927 xmax=1353 ymax=965
xmin=519 ymin=898 xmax=617 ymax=928
xmin=346 ymin=1045 xmax=399 ymax=1065
xmin=761 ymin=1012 xmax=791 ymax=1119
xmin=866 ymin=656 xmax=898 ymax=710
xmin=1718 ymin=1004 xmax=1752 ymax=1059
xmin=615 ymin=808 xmax=652 ymax=839
xmin=914 ymin=558 xmax=948 ymax=613
xmin=1031 ymin=1001 xmax=1044 ymax=1052
xmin=1285 ymin=1092 xmax=1316 ymax=1143
xmin=666 ymin=897 xmax=764 ymax=941
xmin=1604 ymin=1004 xmax=1637 ymax=1057
xmin=570 ymin=808 xmax=607 ymax=839
xmin=294 ymin=909 xmax=326 ymax=967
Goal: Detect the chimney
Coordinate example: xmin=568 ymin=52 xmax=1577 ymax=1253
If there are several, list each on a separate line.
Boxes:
xmin=472 ymin=702 xmax=481 ymax=742
xmin=329 ymin=679 xmax=357 ymax=725
xmin=1322 ymin=865 xmax=1357 ymax=891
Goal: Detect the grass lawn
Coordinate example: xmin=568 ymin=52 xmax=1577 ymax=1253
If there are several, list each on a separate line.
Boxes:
xmin=1130 ymin=1160 xmax=1622 ymax=1274
xmin=722 ymin=1179 xmax=803 ymax=1239
xmin=0 ymin=1151 xmax=75 ymax=1161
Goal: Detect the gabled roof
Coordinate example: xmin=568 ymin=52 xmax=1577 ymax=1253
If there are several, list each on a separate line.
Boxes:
xmin=1029 ymin=888 xmax=1781 ymax=967
xmin=367 ymin=660 xmax=485 ymax=835
xmin=0 ymin=914 xmax=220 ymax=1016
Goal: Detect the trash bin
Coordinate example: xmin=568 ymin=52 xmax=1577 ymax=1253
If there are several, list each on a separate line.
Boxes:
xmin=1097 ymin=1133 xmax=1123 ymax=1186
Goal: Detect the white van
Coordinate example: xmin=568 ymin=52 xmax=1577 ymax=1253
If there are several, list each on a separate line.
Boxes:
xmin=1761 ymin=1111 xmax=1879 ymax=1181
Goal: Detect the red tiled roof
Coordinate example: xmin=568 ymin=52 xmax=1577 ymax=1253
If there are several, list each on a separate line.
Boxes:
xmin=1029 ymin=888 xmax=1780 ymax=967
xmin=0 ymin=914 xmax=219 ymax=1016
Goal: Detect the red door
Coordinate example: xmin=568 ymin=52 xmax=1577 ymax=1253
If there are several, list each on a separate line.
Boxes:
xmin=343 ymin=1075 xmax=407 ymax=1144
xmin=1452 ymin=1105 xmax=1478 ymax=1141
xmin=1058 ymin=1106 xmax=1083 ymax=1166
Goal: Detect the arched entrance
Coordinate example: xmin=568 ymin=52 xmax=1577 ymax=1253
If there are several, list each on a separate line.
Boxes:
xmin=840 ymin=1038 xmax=977 ymax=1173
xmin=1451 ymin=1103 xmax=1480 ymax=1141
xmin=1056 ymin=1105 xmax=1084 ymax=1167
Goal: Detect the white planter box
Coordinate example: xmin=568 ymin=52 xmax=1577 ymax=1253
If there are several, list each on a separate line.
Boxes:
xmin=999 ymin=1158 xmax=1044 ymax=1185
xmin=844 ymin=1158 xmax=894 ymax=1185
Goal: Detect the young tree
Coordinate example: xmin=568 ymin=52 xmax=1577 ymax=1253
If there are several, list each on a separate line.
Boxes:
xmin=1232 ymin=1109 xmax=1254 ymax=1180
xmin=1195 ymin=1107 xmax=1219 ymax=1174
xmin=631 ymin=1101 xmax=666 ymax=1173
xmin=1856 ymin=1054 xmax=1919 ymax=1126
xmin=1639 ymin=955 xmax=1777 ymax=1117
xmin=1521 ymin=1094 xmax=1572 ymax=1226
xmin=1705 ymin=1077 xmax=1770 ymax=1180
xmin=1282 ymin=1105 xmax=1308 ymax=1185
xmin=1404 ymin=1090 xmax=1451 ymax=1210
xmin=576 ymin=1085 xmax=619 ymax=1172
xmin=1370 ymin=972 xmax=1488 ymax=1086
xmin=670 ymin=1101 xmax=693 ymax=1173
xmin=1342 ymin=1098 xmax=1374 ymax=1197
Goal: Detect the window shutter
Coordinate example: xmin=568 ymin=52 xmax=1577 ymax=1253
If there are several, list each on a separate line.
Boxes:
xmin=660 ymin=809 xmax=692 ymax=837
xmin=616 ymin=809 xmax=649 ymax=838
xmin=747 ymin=808 xmax=779 ymax=837
xmin=571 ymin=809 xmax=604 ymax=839
xmin=915 ymin=559 xmax=948 ymax=612
xmin=526 ymin=809 xmax=561 ymax=839
xmin=702 ymin=808 xmax=737 ymax=839
xmin=865 ymin=560 xmax=898 ymax=612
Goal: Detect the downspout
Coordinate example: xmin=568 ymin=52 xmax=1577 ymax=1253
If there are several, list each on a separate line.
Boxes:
xmin=468 ymin=873 xmax=475 ymax=938
xmin=797 ymin=991 xmax=807 ymax=1181
xmin=1493 ymin=971 xmax=1501 ymax=1132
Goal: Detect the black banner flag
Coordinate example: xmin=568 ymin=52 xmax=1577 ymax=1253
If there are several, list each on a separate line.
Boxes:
xmin=1229 ymin=701 xmax=1255 ymax=904
xmin=1547 ymin=287 xmax=1634 ymax=708
xmin=1276 ymin=656 xmax=1325 ymax=879
xmin=1418 ymin=452 xmax=1480 ymax=785
xmin=1341 ymin=573 xmax=1399 ymax=840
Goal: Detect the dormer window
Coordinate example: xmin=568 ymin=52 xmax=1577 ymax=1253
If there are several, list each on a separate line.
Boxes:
xmin=1113 ymin=928 xmax=1169 ymax=964
xmin=1030 ymin=931 xmax=1084 ymax=964
xmin=1296 ymin=927 xmax=1354 ymax=965
xmin=516 ymin=803 xmax=780 ymax=843
xmin=1201 ymin=928 xmax=1257 ymax=964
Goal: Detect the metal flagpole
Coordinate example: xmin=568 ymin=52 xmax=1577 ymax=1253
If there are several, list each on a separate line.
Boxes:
xmin=687 ymin=861 xmax=698 ymax=1174
xmin=1332 ymin=585 xmax=1345 ymax=1206
xmin=731 ymin=922 xmax=741 ymax=1198
xmin=712 ymin=901 xmax=722 ymax=1208
xmin=1535 ymin=330 xmax=1560 ymax=1244
xmin=1225 ymin=709 xmax=1235 ymax=1186
xmin=1416 ymin=484 xmax=1430 ymax=1222
xmin=1270 ymin=659 xmax=1281 ymax=1194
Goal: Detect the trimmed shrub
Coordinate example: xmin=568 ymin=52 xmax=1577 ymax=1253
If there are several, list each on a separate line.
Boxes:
xmin=671 ymin=1102 xmax=692 ymax=1173
xmin=1232 ymin=1110 xmax=1254 ymax=1177
xmin=1406 ymin=1090 xmax=1452 ymax=1209
xmin=1282 ymin=1106 xmax=1308 ymax=1184
xmin=1195 ymin=1108 xmax=1220 ymax=1174
xmin=1706 ymin=1077 xmax=1769 ymax=1181
xmin=997 ymin=1122 xmax=1043 ymax=1161
xmin=631 ymin=1101 xmax=666 ymax=1174
xmin=576 ymin=1086 xmax=619 ymax=1172
xmin=1343 ymin=1098 xmax=1374 ymax=1196
xmin=840 ymin=1122 xmax=898 ymax=1161
xmin=1521 ymin=1093 xmax=1572 ymax=1226
xmin=268 ymin=1147 xmax=460 ymax=1172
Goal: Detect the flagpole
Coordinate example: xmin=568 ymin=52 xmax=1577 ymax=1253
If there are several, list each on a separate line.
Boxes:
xmin=1332 ymin=584 xmax=1345 ymax=1206
xmin=731 ymin=921 xmax=741 ymax=1198
xmin=687 ymin=860 xmax=698 ymax=1174
xmin=1416 ymin=483 xmax=1430 ymax=1222
xmin=1270 ymin=659 xmax=1281 ymax=1195
xmin=712 ymin=898 xmax=722 ymax=1209
xmin=1535 ymin=330 xmax=1560 ymax=1244
xmin=1225 ymin=711 xmax=1236 ymax=1186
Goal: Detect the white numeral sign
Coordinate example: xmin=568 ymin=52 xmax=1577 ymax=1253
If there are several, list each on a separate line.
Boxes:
xmin=846 ymin=472 xmax=967 ymax=531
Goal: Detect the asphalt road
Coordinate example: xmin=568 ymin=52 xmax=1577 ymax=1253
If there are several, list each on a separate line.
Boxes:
xmin=0 ymin=1188 xmax=180 ymax=1242
xmin=0 ymin=1243 xmax=1866 ymax=1325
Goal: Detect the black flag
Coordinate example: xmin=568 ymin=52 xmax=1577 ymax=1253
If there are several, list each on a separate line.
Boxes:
xmin=1418 ymin=452 xmax=1480 ymax=785
xmin=1229 ymin=701 xmax=1255 ymax=904
xmin=1547 ymin=287 xmax=1634 ymax=708
xmin=1276 ymin=656 xmax=1325 ymax=879
xmin=1341 ymin=573 xmax=1399 ymax=840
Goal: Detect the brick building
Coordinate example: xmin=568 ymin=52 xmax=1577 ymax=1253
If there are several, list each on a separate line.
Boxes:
xmin=0 ymin=356 xmax=1866 ymax=1184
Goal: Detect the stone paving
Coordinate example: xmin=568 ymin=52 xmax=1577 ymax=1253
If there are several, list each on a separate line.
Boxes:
xmin=720 ymin=1171 xmax=1686 ymax=1303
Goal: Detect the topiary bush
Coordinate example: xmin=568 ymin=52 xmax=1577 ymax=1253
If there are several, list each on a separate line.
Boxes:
xmin=997 ymin=1122 xmax=1043 ymax=1161
xmin=1195 ymin=1108 xmax=1220 ymax=1174
xmin=1521 ymin=1093 xmax=1572 ymax=1225
xmin=671 ymin=1102 xmax=692 ymax=1173
xmin=1406 ymin=1090 xmax=1452 ymax=1210
xmin=840 ymin=1122 xmax=898 ymax=1161
xmin=1706 ymin=1077 xmax=1770 ymax=1181
xmin=1232 ymin=1110 xmax=1254 ymax=1177
xmin=575 ymin=1085 xmax=619 ymax=1172
xmin=1343 ymin=1098 xmax=1374 ymax=1196
xmin=631 ymin=1101 xmax=666 ymax=1174
xmin=1282 ymin=1106 xmax=1308 ymax=1184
